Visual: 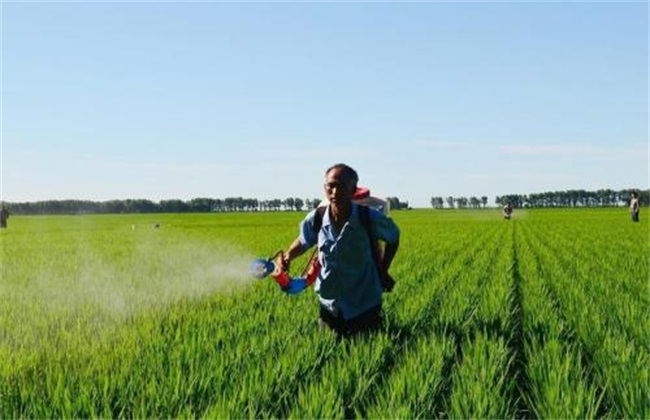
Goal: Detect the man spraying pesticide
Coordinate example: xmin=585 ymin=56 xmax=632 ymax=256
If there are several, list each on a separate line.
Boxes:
xmin=251 ymin=163 xmax=400 ymax=337
xmin=250 ymin=185 xmax=389 ymax=294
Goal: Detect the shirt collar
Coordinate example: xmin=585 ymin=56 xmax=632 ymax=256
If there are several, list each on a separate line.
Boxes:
xmin=322 ymin=203 xmax=359 ymax=227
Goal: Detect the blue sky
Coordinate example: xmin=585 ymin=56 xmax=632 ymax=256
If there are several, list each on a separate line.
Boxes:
xmin=1 ymin=1 xmax=647 ymax=208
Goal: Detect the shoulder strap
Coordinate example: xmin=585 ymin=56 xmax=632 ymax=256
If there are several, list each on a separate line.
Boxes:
xmin=312 ymin=206 xmax=326 ymax=237
xmin=358 ymin=205 xmax=371 ymax=234
xmin=297 ymin=206 xmax=326 ymax=278
xmin=359 ymin=206 xmax=382 ymax=272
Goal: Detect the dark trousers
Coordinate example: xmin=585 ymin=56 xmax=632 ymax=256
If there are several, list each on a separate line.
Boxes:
xmin=319 ymin=304 xmax=383 ymax=338
xmin=632 ymin=212 xmax=639 ymax=222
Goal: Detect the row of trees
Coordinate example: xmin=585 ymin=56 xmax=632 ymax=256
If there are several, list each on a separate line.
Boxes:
xmin=1 ymin=197 xmax=326 ymax=215
xmin=2 ymin=189 xmax=645 ymax=215
xmin=496 ymin=188 xmax=647 ymax=208
xmin=2 ymin=196 xmax=414 ymax=215
xmin=386 ymin=197 xmax=411 ymax=210
xmin=433 ymin=189 xmax=647 ymax=209
xmin=430 ymin=196 xmax=489 ymax=209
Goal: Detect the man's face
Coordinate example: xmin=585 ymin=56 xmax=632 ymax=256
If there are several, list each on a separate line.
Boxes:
xmin=324 ymin=168 xmax=355 ymax=206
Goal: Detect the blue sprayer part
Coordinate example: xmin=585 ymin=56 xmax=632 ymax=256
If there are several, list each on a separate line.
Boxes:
xmin=284 ymin=278 xmax=308 ymax=295
xmin=250 ymin=259 xmax=274 ymax=279
xmin=250 ymin=257 xmax=309 ymax=295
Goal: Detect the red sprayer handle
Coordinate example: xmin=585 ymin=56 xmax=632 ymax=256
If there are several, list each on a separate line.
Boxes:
xmin=270 ymin=252 xmax=291 ymax=289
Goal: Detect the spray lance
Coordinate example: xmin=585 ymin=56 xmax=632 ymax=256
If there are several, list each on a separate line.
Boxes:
xmin=250 ymin=250 xmax=320 ymax=295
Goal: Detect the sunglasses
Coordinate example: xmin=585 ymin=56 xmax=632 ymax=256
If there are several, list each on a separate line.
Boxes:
xmin=324 ymin=182 xmax=351 ymax=190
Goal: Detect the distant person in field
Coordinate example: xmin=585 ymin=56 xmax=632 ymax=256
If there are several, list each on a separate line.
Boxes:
xmin=280 ymin=163 xmax=400 ymax=338
xmin=630 ymin=191 xmax=640 ymax=222
xmin=503 ymin=203 xmax=513 ymax=220
xmin=0 ymin=206 xmax=9 ymax=229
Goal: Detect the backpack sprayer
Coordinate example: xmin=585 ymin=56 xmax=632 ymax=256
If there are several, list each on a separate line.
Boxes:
xmin=250 ymin=250 xmax=320 ymax=295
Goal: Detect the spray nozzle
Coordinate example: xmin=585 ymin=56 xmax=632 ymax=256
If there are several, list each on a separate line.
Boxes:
xmin=250 ymin=250 xmax=285 ymax=280
xmin=250 ymin=258 xmax=274 ymax=279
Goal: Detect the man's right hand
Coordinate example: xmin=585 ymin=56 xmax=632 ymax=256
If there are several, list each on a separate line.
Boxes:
xmin=280 ymin=254 xmax=291 ymax=272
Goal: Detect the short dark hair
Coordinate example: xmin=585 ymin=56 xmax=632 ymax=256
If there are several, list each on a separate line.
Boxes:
xmin=325 ymin=163 xmax=358 ymax=187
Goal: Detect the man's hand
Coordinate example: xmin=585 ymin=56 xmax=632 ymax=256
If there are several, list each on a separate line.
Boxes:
xmin=279 ymin=254 xmax=291 ymax=272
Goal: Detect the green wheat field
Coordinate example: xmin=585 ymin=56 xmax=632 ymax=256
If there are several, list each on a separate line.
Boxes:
xmin=1 ymin=208 xmax=648 ymax=418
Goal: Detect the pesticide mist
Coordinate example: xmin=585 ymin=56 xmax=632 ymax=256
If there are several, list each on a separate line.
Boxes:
xmin=64 ymin=236 xmax=254 ymax=316
xmin=0 ymin=216 xmax=258 ymax=352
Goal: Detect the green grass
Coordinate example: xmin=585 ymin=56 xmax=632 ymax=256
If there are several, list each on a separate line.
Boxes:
xmin=1 ymin=208 xmax=648 ymax=417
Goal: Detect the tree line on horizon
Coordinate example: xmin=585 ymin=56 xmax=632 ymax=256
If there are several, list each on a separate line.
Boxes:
xmin=430 ymin=188 xmax=647 ymax=209
xmin=1 ymin=196 xmax=410 ymax=215
xmin=0 ymin=189 xmax=644 ymax=215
